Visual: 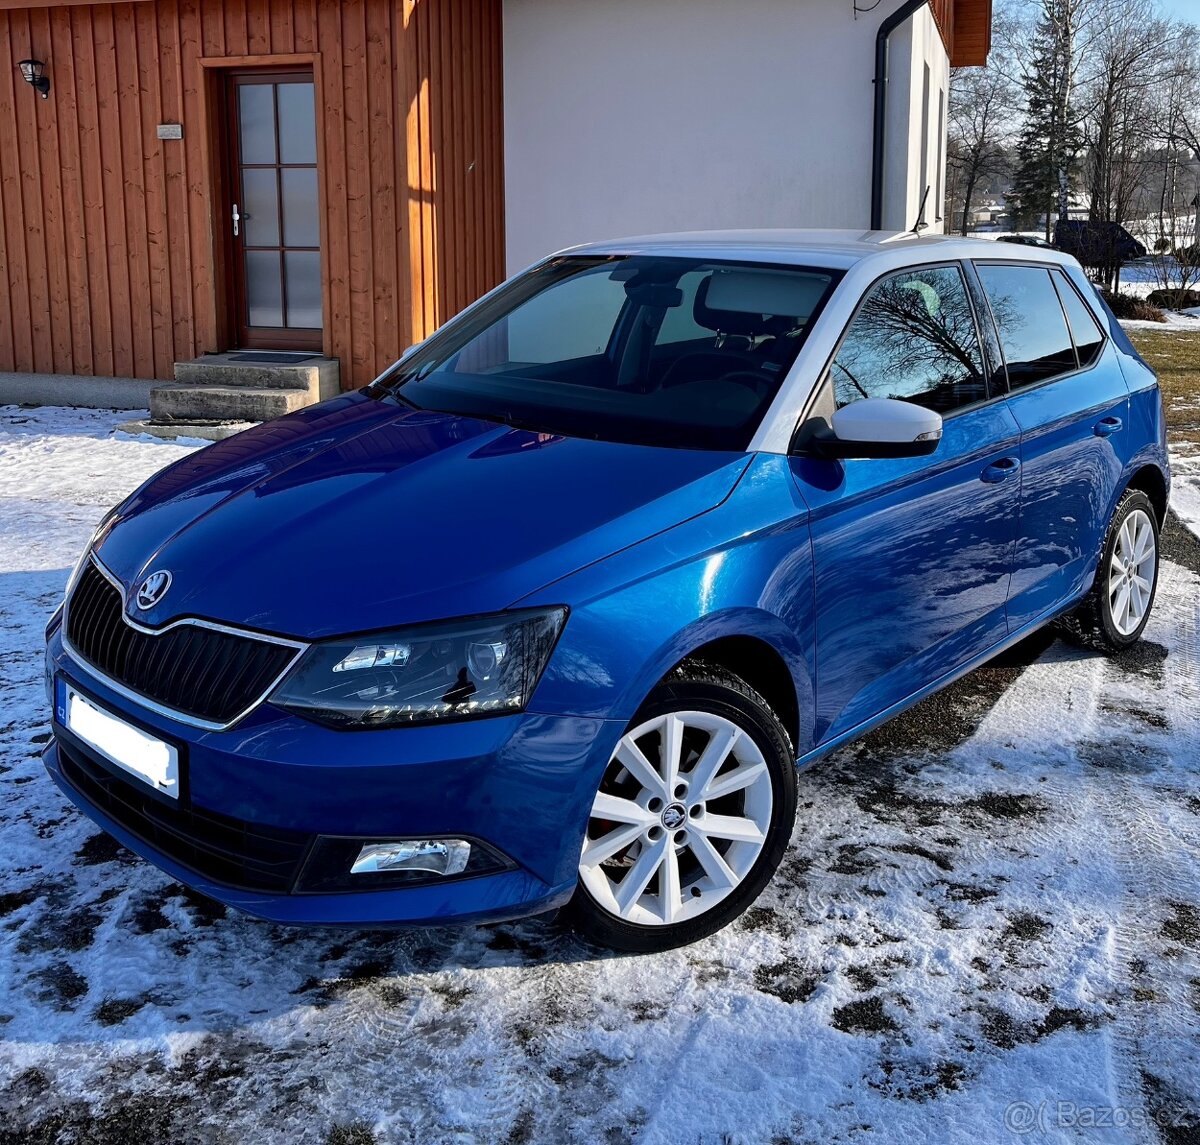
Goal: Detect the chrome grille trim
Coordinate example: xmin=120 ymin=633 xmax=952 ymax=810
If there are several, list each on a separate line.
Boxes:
xmin=60 ymin=554 xmax=308 ymax=732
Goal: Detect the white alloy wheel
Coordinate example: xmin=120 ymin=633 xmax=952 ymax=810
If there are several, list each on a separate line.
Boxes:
xmin=578 ymin=710 xmax=774 ymax=927
xmin=1108 ymin=507 xmax=1157 ymax=637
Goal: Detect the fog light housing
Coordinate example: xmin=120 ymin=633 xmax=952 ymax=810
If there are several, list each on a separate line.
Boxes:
xmin=294 ymin=834 xmax=513 ymax=893
xmin=351 ymin=839 xmax=470 ymax=877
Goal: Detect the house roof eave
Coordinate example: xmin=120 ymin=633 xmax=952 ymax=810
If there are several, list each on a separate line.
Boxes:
xmin=951 ymin=0 xmax=993 ymax=68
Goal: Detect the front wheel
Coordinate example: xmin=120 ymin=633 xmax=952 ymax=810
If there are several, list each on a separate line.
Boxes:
xmin=565 ymin=662 xmax=797 ymax=952
xmin=1060 ymin=488 xmax=1160 ymax=653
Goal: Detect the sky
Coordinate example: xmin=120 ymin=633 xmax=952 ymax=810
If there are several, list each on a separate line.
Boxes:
xmin=1158 ymin=0 xmax=1200 ymax=23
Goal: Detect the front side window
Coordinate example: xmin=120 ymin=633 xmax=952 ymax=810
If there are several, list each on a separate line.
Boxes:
xmin=976 ymin=264 xmax=1078 ymax=388
xmin=379 ymin=256 xmax=840 ymax=451
xmin=831 ymin=265 xmax=987 ymax=414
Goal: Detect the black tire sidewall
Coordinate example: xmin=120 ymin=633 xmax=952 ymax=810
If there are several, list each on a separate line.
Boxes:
xmin=567 ymin=672 xmax=797 ymax=953
xmin=1097 ymin=490 xmax=1160 ymax=648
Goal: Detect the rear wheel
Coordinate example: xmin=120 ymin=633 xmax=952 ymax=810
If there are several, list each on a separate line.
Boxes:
xmin=566 ymin=663 xmax=797 ymax=952
xmin=1060 ymin=488 xmax=1160 ymax=652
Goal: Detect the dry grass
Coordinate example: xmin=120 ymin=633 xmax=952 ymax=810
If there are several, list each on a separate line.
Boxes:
xmin=1127 ymin=329 xmax=1200 ymax=449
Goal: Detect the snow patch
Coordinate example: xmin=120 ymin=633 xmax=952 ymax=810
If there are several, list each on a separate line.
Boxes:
xmin=0 ymin=406 xmax=1198 ymax=1143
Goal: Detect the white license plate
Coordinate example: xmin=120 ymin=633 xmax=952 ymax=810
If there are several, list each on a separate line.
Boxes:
xmin=56 ymin=680 xmax=180 ymax=799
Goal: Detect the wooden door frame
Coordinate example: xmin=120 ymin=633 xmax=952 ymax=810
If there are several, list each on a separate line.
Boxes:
xmin=199 ymin=54 xmax=329 ymax=356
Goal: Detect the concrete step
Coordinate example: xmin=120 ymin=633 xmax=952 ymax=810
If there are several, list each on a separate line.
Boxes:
xmin=118 ymin=418 xmax=258 ymax=443
xmin=174 ymin=352 xmax=340 ymax=401
xmin=151 ymin=384 xmax=311 ymax=424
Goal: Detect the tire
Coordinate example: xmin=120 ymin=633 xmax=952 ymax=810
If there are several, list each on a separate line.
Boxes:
xmin=1059 ymin=488 xmax=1161 ymax=653
xmin=565 ymin=661 xmax=797 ymax=953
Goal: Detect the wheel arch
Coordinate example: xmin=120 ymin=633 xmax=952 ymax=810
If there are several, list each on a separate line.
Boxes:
xmin=667 ymin=637 xmax=801 ymax=754
xmin=1124 ymin=462 xmax=1169 ymax=526
xmin=619 ymin=610 xmax=814 ymax=758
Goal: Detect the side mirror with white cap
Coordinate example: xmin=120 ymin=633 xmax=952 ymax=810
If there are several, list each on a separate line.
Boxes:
xmin=809 ymin=397 xmax=943 ymax=460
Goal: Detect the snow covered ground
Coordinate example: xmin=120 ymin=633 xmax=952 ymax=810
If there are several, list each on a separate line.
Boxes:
xmin=0 ymin=407 xmax=1198 ymax=1144
xmin=1113 ymin=260 xmax=1200 ymax=317
xmin=1174 ymin=443 xmax=1200 ymax=542
xmin=1119 ymin=312 xmax=1200 ymax=332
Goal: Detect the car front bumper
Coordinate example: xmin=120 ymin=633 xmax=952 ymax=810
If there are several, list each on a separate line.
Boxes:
xmin=44 ymin=628 xmax=624 ymax=927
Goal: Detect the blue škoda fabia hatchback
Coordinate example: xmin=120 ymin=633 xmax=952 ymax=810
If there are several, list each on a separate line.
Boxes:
xmin=44 ymin=232 xmax=1170 ymax=952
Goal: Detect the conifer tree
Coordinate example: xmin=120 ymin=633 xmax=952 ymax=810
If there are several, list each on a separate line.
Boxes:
xmin=1008 ymin=0 xmax=1083 ymax=239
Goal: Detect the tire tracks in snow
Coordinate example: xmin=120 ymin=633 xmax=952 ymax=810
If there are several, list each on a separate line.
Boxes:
xmin=1000 ymin=545 xmax=1200 ymax=1144
xmin=790 ymin=636 xmax=1057 ymax=929
xmin=1095 ymin=551 xmax=1200 ymax=1143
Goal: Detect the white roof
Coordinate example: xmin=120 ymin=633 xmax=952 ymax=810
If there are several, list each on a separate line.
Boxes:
xmin=564 ymin=228 xmax=1077 ymax=272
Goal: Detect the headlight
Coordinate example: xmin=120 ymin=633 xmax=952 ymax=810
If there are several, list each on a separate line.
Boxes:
xmin=271 ymin=608 xmax=567 ymax=728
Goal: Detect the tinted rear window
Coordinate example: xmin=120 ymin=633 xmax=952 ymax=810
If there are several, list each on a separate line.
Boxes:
xmin=976 ymin=265 xmax=1077 ymax=389
xmin=1052 ymin=270 xmax=1105 ymax=369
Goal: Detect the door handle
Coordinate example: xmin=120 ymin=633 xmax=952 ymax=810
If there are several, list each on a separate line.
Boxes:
xmin=232 ymin=202 xmax=240 ymax=238
xmin=981 ymin=457 xmax=1021 ymax=484
xmin=1094 ymin=416 xmax=1123 ymax=438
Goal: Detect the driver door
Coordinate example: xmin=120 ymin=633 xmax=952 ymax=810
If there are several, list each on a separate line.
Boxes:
xmin=788 ymin=263 xmax=1021 ymax=745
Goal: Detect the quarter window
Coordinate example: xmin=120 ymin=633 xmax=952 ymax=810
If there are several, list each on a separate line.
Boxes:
xmin=831 ymin=265 xmax=987 ymax=414
xmin=1052 ymin=270 xmax=1105 ymax=369
xmin=976 ymin=265 xmax=1077 ymax=389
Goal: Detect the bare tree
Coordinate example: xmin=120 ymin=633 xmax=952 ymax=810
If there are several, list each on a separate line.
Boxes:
xmin=1084 ymin=4 xmax=1177 ymax=217
xmin=1140 ymin=22 xmax=1200 ymax=302
xmin=947 ymin=65 xmax=1016 ymax=234
xmin=1169 ymin=25 xmax=1200 ymax=165
xmin=1078 ymin=2 xmax=1196 ymax=288
xmin=995 ymin=0 xmax=1200 ymax=297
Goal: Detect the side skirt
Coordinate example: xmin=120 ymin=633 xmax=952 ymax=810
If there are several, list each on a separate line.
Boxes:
xmin=794 ymin=597 xmax=1083 ymax=772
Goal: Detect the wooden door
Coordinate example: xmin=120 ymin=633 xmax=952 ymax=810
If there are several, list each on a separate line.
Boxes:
xmin=226 ymin=70 xmax=323 ymax=351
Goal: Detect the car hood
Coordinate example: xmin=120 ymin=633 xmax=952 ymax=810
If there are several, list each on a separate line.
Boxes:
xmin=96 ymin=393 xmax=750 ymax=638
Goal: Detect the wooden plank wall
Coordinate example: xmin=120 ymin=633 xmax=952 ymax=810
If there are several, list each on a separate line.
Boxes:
xmin=0 ymin=0 xmax=505 ymax=386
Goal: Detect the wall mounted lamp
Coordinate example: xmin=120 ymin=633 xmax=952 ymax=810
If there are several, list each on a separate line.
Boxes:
xmin=18 ymin=59 xmax=50 ymax=99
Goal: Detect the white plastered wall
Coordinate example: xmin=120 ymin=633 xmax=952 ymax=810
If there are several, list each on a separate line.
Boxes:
xmin=882 ymin=6 xmax=951 ymax=234
xmin=503 ymin=0 xmax=952 ymax=271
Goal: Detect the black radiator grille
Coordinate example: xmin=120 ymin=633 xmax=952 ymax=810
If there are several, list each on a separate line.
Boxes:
xmin=65 ymin=560 xmax=298 ymax=725
xmin=57 ymin=739 xmax=312 ymax=893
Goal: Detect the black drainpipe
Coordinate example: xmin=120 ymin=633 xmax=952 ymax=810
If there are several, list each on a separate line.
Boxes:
xmin=871 ymin=0 xmax=931 ymax=231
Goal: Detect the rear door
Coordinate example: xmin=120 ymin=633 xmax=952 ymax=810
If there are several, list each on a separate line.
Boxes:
xmin=790 ymin=262 xmax=1021 ymax=745
xmin=972 ymin=262 xmax=1128 ymax=629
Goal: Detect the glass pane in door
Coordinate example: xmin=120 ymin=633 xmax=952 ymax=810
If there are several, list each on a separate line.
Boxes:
xmin=241 ymin=168 xmax=279 ymax=247
xmin=285 ymin=252 xmax=322 ymax=328
xmin=238 ymin=85 xmax=276 ymax=163
xmin=281 ymin=169 xmax=320 ymax=247
xmin=233 ymin=74 xmax=321 ymax=347
xmin=246 ymin=252 xmax=284 ymax=327
xmin=277 ymin=83 xmax=318 ymax=165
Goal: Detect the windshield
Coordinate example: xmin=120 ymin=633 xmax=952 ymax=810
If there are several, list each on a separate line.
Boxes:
xmin=375 ymin=255 xmax=841 ymax=451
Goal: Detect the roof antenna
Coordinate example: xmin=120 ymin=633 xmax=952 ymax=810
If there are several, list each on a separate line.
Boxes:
xmin=911 ymin=185 xmax=931 ymax=235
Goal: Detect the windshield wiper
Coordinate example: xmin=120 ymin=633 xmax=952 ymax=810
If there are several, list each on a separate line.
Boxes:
xmin=369 ymin=359 xmax=436 ymax=396
xmin=366 ymin=384 xmax=422 ymax=410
